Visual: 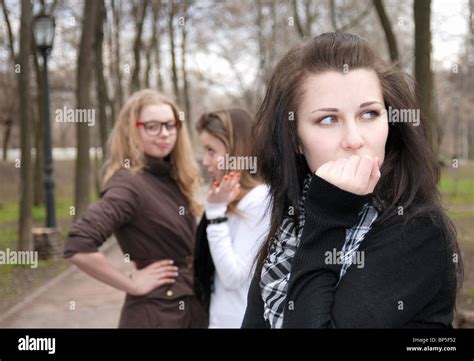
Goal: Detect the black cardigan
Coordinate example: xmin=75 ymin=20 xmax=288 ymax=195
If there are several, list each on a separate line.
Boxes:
xmin=242 ymin=175 xmax=457 ymax=328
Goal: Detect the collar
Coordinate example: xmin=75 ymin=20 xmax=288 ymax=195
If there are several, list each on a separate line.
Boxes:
xmin=144 ymin=155 xmax=172 ymax=177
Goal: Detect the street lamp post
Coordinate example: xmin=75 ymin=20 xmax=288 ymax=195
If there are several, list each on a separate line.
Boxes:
xmin=33 ymin=13 xmax=56 ymax=228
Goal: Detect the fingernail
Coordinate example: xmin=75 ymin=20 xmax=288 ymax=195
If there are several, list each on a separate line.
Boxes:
xmin=236 ymin=173 xmax=240 ymax=178
xmin=213 ymin=181 xmax=219 ymax=187
xmin=169 ymin=260 xmax=174 ymax=264
xmin=229 ymin=172 xmax=234 ymax=177
xmin=224 ymin=176 xmax=228 ymax=181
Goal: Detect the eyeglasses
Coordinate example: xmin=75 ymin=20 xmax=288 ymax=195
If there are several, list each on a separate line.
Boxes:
xmin=135 ymin=120 xmax=180 ymax=136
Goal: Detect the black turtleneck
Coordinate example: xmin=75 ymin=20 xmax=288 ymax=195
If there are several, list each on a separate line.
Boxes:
xmin=242 ymin=175 xmax=457 ymax=328
xmin=144 ymin=154 xmax=172 ymax=177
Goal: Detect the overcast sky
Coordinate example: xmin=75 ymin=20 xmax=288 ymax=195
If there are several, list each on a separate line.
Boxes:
xmin=432 ymin=0 xmax=469 ymax=68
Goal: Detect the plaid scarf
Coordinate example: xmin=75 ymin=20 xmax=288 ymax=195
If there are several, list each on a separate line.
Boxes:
xmin=260 ymin=174 xmax=378 ymax=328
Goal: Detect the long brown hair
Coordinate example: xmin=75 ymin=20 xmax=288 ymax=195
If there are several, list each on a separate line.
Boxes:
xmin=103 ymin=89 xmax=203 ymax=217
xmin=253 ymin=32 xmax=462 ymax=288
xmin=196 ymin=108 xmax=261 ymax=214
xmin=194 ymin=108 xmax=262 ymax=309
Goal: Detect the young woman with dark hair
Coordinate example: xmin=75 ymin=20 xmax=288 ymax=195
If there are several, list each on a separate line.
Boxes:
xmin=242 ymin=32 xmax=462 ymax=328
xmin=194 ymin=109 xmax=270 ymax=328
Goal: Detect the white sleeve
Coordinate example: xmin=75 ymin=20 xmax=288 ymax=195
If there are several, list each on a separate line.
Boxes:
xmin=205 ymin=198 xmax=270 ymax=291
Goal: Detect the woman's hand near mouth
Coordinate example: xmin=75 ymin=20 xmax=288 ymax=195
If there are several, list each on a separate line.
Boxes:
xmin=315 ymin=155 xmax=381 ymax=195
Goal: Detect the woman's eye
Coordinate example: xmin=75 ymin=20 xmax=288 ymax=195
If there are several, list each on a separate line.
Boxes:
xmin=318 ymin=115 xmax=337 ymax=125
xmin=146 ymin=123 xmax=160 ymax=131
xmin=361 ymin=111 xmax=379 ymax=120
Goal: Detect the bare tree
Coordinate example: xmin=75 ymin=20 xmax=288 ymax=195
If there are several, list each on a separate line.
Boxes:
xmin=168 ymin=0 xmax=181 ymax=105
xmin=75 ymin=0 xmax=101 ymax=219
xmin=468 ymin=0 xmax=474 ymax=159
xmin=154 ymin=0 xmax=164 ymax=91
xmin=256 ymin=0 xmax=278 ymax=89
xmin=95 ymin=0 xmax=110 ymax=160
xmin=373 ymin=0 xmax=399 ymax=62
xmin=111 ymin=0 xmax=123 ymax=114
xmin=1 ymin=0 xmax=16 ymax=161
xmin=414 ymin=0 xmax=437 ymax=157
xmin=0 ymin=0 xmax=15 ymax=60
xmin=130 ymin=0 xmax=148 ymax=93
xmin=181 ymin=0 xmax=193 ymax=141
xmin=17 ymin=0 xmax=33 ymax=251
xmin=256 ymin=0 xmax=266 ymax=82
xmin=144 ymin=0 xmax=162 ymax=88
xmin=292 ymin=0 xmax=317 ymax=38
xmin=329 ymin=0 xmax=373 ymax=33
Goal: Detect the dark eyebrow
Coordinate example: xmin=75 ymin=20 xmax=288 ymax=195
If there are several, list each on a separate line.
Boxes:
xmin=311 ymin=101 xmax=384 ymax=113
xmin=311 ymin=107 xmax=338 ymax=113
xmin=359 ymin=101 xmax=383 ymax=108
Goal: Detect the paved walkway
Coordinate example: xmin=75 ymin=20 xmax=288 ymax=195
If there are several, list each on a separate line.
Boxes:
xmin=0 ymin=238 xmax=132 ymax=328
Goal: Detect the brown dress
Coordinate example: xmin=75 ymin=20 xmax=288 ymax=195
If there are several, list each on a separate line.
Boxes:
xmin=64 ymin=156 xmax=208 ymax=328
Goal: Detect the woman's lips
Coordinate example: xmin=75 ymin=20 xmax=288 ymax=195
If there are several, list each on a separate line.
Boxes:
xmin=156 ymin=143 xmax=168 ymax=149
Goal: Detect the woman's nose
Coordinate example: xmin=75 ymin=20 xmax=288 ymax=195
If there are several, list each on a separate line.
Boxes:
xmin=202 ymin=155 xmax=210 ymax=167
xmin=159 ymin=126 xmax=170 ymax=137
xmin=341 ymin=123 xmax=364 ymax=150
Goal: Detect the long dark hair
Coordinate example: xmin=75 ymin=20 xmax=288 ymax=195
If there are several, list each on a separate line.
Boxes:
xmin=253 ymin=32 xmax=463 ymax=289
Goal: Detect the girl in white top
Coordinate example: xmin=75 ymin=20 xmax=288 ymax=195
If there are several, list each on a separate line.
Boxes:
xmin=194 ymin=109 xmax=270 ymax=328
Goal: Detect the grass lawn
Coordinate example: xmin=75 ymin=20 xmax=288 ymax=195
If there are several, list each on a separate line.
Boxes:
xmin=439 ymin=177 xmax=474 ymax=206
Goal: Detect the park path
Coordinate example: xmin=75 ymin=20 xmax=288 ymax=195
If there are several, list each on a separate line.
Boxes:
xmin=0 ymin=238 xmax=131 ymax=328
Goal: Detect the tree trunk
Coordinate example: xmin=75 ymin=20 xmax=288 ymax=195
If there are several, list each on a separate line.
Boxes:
xmin=75 ymin=0 xmax=100 ymax=219
xmin=373 ymin=0 xmax=399 ymax=63
xmin=95 ymin=0 xmax=109 ymax=161
xmin=130 ymin=0 xmax=148 ymax=93
xmin=1 ymin=0 xmax=16 ymax=61
xmin=291 ymin=0 xmax=306 ymax=38
xmin=304 ymin=0 xmax=312 ymax=36
xmin=106 ymin=0 xmax=116 ymax=127
xmin=111 ymin=0 xmax=123 ymax=116
xmin=468 ymin=0 xmax=474 ymax=159
xmin=269 ymin=0 xmax=277 ymax=79
xmin=414 ymin=0 xmax=437 ymax=157
xmin=168 ymin=1 xmax=181 ymax=105
xmin=181 ymin=0 xmax=193 ymax=144
xmin=154 ymin=0 xmax=164 ymax=91
xmin=2 ymin=118 xmax=12 ymax=161
xmin=256 ymin=0 xmax=266 ymax=83
xmin=1 ymin=0 xmax=16 ymax=162
xmin=17 ymin=0 xmax=33 ymax=251
xmin=144 ymin=0 xmax=161 ymax=89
